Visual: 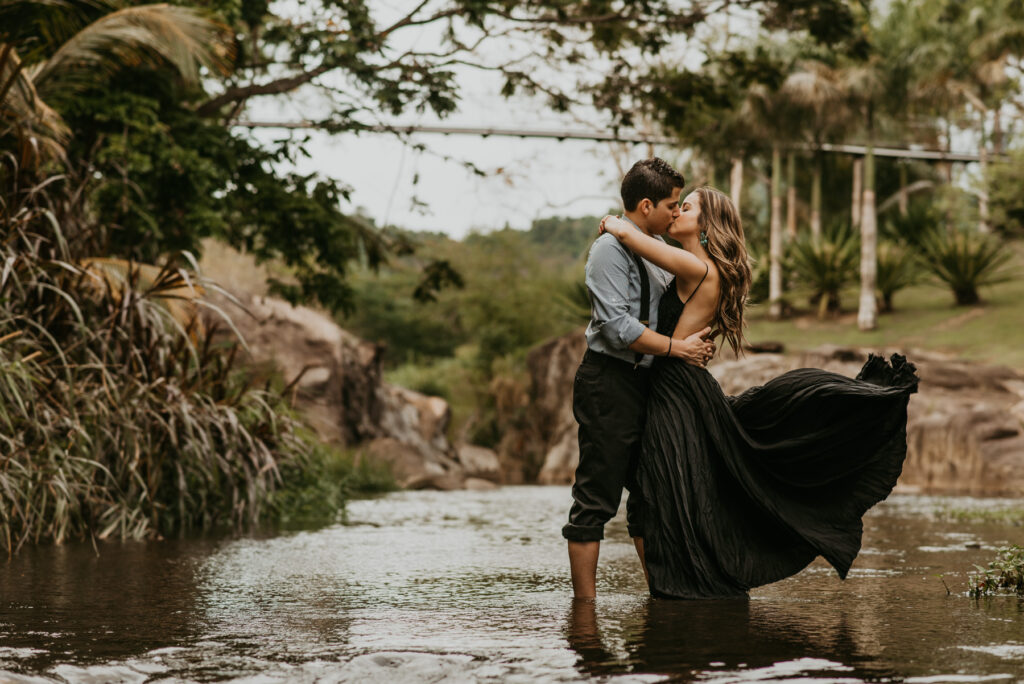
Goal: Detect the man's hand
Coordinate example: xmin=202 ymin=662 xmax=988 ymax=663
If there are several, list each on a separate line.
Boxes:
xmin=671 ymin=327 xmax=716 ymax=368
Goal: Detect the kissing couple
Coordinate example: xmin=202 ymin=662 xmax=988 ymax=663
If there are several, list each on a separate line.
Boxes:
xmin=562 ymin=158 xmax=918 ymax=600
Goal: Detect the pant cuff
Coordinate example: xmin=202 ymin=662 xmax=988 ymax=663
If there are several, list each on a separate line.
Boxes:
xmin=562 ymin=523 xmax=604 ymax=542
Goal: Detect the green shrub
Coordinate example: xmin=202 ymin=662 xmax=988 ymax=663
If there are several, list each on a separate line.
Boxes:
xmin=788 ymin=222 xmax=859 ymax=318
xmin=271 ymin=442 xmax=395 ymax=523
xmin=987 ymin=150 xmax=1024 ymax=238
xmin=917 ymin=228 xmax=1013 ymax=305
xmin=881 ymin=202 xmax=941 ymax=248
xmin=876 ymin=241 xmax=921 ymax=312
xmin=554 ymin=278 xmax=592 ymax=327
xmin=747 ymin=242 xmax=771 ymax=305
xmin=969 ymin=545 xmax=1024 ymax=598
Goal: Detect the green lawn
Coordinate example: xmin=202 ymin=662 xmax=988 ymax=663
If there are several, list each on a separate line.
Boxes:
xmin=746 ymin=241 xmax=1024 ymax=369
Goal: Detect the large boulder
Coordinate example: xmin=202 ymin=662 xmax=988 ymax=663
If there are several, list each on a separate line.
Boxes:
xmin=202 ymin=291 xmax=471 ymax=490
xmin=516 ymin=332 xmax=1024 ymax=496
xmin=495 ymin=332 xmax=587 ymax=485
xmin=456 ymin=444 xmax=502 ymax=482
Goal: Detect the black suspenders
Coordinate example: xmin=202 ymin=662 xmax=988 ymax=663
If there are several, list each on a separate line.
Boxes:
xmin=630 ymin=251 xmax=650 ymax=369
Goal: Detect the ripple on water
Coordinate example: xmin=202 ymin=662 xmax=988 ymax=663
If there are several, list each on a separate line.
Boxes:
xmin=695 ymin=657 xmax=859 ymax=683
xmin=960 ymin=643 xmax=1024 ymax=660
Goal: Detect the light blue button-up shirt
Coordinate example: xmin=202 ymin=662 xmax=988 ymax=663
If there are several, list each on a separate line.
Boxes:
xmin=584 ymin=231 xmax=673 ymax=368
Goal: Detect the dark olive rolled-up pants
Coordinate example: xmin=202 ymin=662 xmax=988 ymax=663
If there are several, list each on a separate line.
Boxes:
xmin=562 ymin=349 xmax=650 ymax=542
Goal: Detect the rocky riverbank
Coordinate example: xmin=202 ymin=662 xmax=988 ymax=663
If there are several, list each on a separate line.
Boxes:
xmin=204 ymin=291 xmax=500 ymax=491
xmin=512 ymin=332 xmax=1024 ymax=497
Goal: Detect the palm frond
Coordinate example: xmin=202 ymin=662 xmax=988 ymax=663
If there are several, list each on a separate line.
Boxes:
xmin=0 ymin=43 xmax=69 ymax=164
xmin=28 ymin=4 xmax=233 ymax=96
xmin=782 ymin=61 xmax=844 ymax=111
xmin=0 ymin=0 xmax=110 ymax=51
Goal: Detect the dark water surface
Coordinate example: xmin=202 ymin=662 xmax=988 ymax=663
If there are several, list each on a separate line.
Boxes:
xmin=1 ymin=486 xmax=1023 ymax=683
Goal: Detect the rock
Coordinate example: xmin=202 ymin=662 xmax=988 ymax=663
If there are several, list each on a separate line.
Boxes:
xmin=536 ymin=421 xmax=580 ymax=485
xmin=511 ymin=332 xmax=587 ymax=485
xmin=464 ymin=477 xmax=499 ymax=491
xmin=507 ymin=333 xmax=1024 ymax=497
xmin=362 ymin=438 xmax=464 ymax=491
xmin=456 ymin=444 xmax=502 ymax=482
xmin=201 ymin=289 xmax=473 ymax=490
xmin=376 ymin=384 xmax=451 ymax=461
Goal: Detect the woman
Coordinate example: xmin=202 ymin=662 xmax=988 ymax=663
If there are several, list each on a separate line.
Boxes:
xmin=600 ymin=186 xmax=917 ymax=599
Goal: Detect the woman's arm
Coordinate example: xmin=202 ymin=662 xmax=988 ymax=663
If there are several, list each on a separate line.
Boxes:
xmin=600 ymin=215 xmax=707 ymax=280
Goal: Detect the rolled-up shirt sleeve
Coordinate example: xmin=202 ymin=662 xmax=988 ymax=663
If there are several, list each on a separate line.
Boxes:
xmin=586 ymin=237 xmax=646 ymax=349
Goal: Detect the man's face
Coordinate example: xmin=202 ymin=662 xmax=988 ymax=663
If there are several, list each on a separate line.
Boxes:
xmin=647 ymin=187 xmax=682 ymax=235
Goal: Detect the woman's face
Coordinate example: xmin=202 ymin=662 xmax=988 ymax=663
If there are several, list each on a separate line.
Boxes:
xmin=668 ymin=191 xmax=701 ymax=240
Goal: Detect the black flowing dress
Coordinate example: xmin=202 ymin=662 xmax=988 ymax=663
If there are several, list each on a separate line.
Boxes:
xmin=640 ymin=278 xmax=918 ymax=599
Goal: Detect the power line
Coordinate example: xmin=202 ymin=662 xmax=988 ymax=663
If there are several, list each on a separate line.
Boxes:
xmin=232 ymin=120 xmax=1000 ymax=163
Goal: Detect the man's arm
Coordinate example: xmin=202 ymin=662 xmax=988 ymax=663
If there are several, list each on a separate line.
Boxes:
xmin=629 ymin=327 xmax=715 ymax=367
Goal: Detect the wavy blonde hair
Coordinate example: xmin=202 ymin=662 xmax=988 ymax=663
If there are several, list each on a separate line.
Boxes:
xmin=695 ymin=186 xmax=751 ymax=356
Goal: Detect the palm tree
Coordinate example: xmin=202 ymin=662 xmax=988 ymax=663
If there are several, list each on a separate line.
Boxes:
xmin=839 ymin=1 xmax=920 ymax=331
xmin=742 ymin=71 xmax=802 ymax=320
xmin=729 ymin=156 xmax=744 ymax=213
xmin=0 ymin=1 xmax=230 ymax=167
xmin=780 ymin=59 xmax=852 ymax=240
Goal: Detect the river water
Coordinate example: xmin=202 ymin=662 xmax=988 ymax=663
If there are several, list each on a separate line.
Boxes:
xmin=1 ymin=486 xmax=1022 ymax=683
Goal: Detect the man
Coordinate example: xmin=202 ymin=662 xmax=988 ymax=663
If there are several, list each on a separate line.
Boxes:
xmin=563 ymin=158 xmax=714 ymax=599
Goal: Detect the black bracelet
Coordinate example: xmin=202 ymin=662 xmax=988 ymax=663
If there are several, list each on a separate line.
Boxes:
xmin=666 ymin=338 xmax=673 ymax=357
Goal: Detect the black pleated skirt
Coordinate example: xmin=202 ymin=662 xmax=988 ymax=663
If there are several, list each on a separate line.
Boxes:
xmin=638 ymin=354 xmax=918 ymax=599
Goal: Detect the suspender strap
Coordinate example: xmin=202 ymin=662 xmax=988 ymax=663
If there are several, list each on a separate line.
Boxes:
xmin=630 ymin=250 xmax=650 ymax=368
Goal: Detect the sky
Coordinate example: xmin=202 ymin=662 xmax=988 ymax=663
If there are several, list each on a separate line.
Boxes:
xmin=245 ymin=108 xmax=642 ymax=239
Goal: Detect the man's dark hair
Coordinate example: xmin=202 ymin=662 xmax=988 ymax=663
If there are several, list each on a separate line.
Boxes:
xmin=621 ymin=158 xmax=686 ymax=212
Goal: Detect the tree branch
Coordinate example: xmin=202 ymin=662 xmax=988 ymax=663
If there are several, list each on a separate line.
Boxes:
xmin=378 ymin=1 xmax=459 ymax=39
xmin=196 ymin=63 xmax=333 ymax=116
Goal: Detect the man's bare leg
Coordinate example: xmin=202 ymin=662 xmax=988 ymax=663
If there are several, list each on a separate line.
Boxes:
xmin=568 ymin=541 xmax=600 ymax=598
xmin=632 ymin=537 xmax=650 ymax=588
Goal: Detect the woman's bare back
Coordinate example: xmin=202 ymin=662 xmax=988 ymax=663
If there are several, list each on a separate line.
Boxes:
xmin=672 ymin=259 xmax=720 ymax=340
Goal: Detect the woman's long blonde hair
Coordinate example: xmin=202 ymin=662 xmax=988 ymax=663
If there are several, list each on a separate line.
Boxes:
xmin=695 ymin=186 xmax=751 ymax=356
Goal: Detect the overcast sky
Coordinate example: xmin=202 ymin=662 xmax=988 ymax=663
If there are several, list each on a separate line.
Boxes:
xmin=246 ymin=109 xmax=641 ymax=239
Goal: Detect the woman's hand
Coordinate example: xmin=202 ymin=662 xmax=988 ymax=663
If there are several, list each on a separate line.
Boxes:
xmin=599 ymin=215 xmax=632 ymax=239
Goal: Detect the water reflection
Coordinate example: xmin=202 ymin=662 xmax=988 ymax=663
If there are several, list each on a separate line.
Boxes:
xmin=0 ymin=538 xmax=219 ymax=669
xmin=567 ymin=596 xmax=898 ymax=681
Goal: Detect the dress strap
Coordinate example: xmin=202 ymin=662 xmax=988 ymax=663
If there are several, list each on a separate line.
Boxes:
xmin=683 ymin=263 xmax=710 ymax=305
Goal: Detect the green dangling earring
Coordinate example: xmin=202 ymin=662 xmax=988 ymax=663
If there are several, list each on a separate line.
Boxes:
xmin=699 ymin=231 xmax=708 ymax=247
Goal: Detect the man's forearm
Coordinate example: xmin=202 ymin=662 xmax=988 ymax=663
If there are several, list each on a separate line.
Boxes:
xmin=628 ymin=327 xmax=714 ymax=365
xmin=627 ymin=328 xmax=673 ymax=356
